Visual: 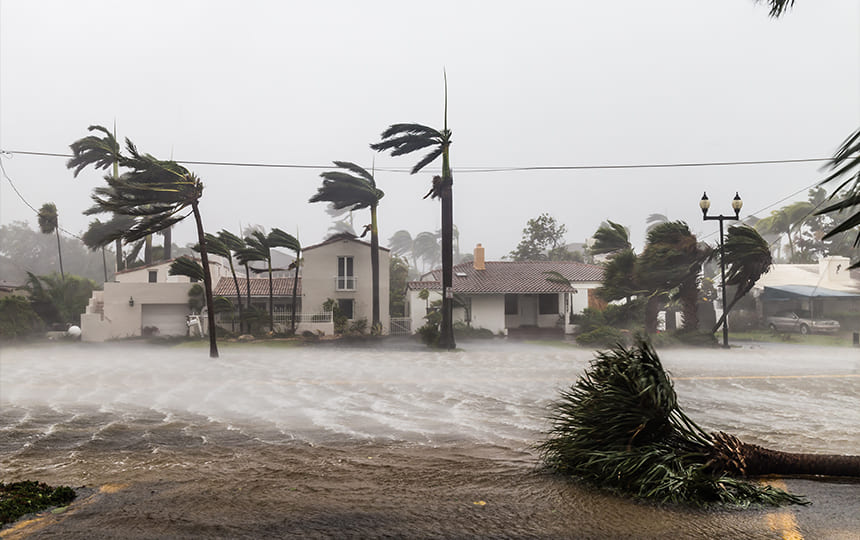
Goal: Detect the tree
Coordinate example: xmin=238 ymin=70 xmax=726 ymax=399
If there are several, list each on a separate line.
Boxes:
xmin=67 ymin=125 xmax=220 ymax=358
xmin=371 ymin=73 xmax=456 ymax=349
xmin=412 ymin=231 xmax=441 ymax=272
xmin=0 ymin=221 xmax=107 ymax=284
xmin=710 ymin=225 xmax=773 ymax=334
xmin=817 ymin=128 xmax=860 ymax=269
xmin=755 ymin=201 xmax=813 ymax=263
xmin=311 ymin=161 xmax=385 ymax=332
xmin=636 ymin=221 xmax=708 ymax=333
xmin=596 ymin=248 xmax=639 ymax=304
xmin=216 ymin=230 xmax=249 ymax=333
xmin=0 ymin=295 xmax=44 ymax=339
xmin=25 ymin=272 xmax=96 ymax=327
xmin=389 ymin=255 xmax=410 ymax=317
xmin=645 ymin=213 xmax=669 ymax=234
xmin=37 ymin=203 xmax=64 ymax=280
xmin=539 ymin=340 xmax=859 ymax=508
xmin=590 ymin=220 xmax=632 ymax=258
xmin=82 ymin=215 xmax=135 ymax=281
xmin=240 ymin=231 xmax=277 ymax=333
xmin=508 ymin=213 xmax=567 ymax=261
xmin=194 ymin=234 xmax=242 ymax=333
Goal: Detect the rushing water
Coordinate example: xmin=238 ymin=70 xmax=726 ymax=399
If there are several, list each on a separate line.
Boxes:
xmin=1 ymin=340 xmax=859 ymax=538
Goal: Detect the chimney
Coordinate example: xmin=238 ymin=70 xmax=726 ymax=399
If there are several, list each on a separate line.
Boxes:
xmin=473 ymin=243 xmax=486 ymax=270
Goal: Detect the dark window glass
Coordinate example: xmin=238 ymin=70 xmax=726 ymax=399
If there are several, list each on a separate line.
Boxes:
xmin=504 ymin=294 xmax=518 ymax=315
xmin=539 ymin=294 xmax=559 ymax=314
xmin=338 ymin=299 xmax=354 ymax=319
xmin=148 ymin=270 xmax=158 ymax=283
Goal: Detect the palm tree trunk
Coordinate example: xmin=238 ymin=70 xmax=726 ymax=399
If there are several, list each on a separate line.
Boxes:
xmin=438 ymin=149 xmax=456 ymax=350
xmin=162 ymin=226 xmax=172 ymax=260
xmin=144 ymin=234 xmax=153 ymax=265
xmin=268 ymin=261 xmax=274 ymax=333
xmin=244 ymin=263 xmax=252 ymax=333
xmin=54 ymin=228 xmax=65 ymax=280
xmin=229 ymin=262 xmax=243 ymax=336
xmin=114 ymin=238 xmax=123 ymax=273
xmin=191 ymin=201 xmax=219 ymax=358
xmin=712 ymin=432 xmax=860 ymax=477
xmin=679 ymin=275 xmax=699 ymax=330
xmin=370 ymin=205 xmax=381 ymax=332
xmin=290 ymin=250 xmax=300 ymax=334
xmin=100 ymin=247 xmax=108 ymax=283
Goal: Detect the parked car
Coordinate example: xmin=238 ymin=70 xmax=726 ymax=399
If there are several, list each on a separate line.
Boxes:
xmin=765 ymin=311 xmax=841 ymax=335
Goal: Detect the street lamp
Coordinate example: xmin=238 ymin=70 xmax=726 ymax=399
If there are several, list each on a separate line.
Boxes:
xmin=700 ymin=191 xmax=743 ymax=348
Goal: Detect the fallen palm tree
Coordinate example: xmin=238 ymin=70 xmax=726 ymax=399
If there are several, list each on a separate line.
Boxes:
xmin=538 ymin=340 xmax=859 ymax=506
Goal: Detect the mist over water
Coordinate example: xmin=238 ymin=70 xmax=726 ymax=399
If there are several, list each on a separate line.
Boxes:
xmin=2 ymin=341 xmax=857 ymax=457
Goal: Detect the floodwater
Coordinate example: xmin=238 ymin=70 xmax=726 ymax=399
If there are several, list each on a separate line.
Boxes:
xmin=1 ymin=341 xmax=858 ymax=539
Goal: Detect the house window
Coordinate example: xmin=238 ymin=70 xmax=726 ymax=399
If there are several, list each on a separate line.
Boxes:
xmin=338 ymin=298 xmax=354 ymax=319
xmin=504 ymin=294 xmax=518 ymax=315
xmin=148 ymin=270 xmax=158 ymax=283
xmin=337 ymin=256 xmax=355 ymax=290
xmin=539 ymin=294 xmax=559 ymax=314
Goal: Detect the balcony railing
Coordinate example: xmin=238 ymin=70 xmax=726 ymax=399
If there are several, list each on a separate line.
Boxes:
xmin=335 ymin=275 xmax=357 ymax=291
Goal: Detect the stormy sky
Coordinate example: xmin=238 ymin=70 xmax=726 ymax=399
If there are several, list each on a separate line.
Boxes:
xmin=1 ymin=0 xmax=858 ymax=260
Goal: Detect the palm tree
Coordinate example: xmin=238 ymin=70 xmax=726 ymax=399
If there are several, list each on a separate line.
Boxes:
xmin=241 ymin=231 xmax=277 ymax=333
xmin=413 ymin=231 xmax=441 ymax=272
xmin=37 ymin=203 xmax=64 ymax=280
xmin=268 ymin=228 xmax=301 ymax=334
xmin=388 ymin=229 xmax=416 ymax=268
xmin=67 ymin=125 xmax=220 ymax=358
xmin=371 ymin=73 xmax=455 ymax=349
xmin=311 ymin=161 xmax=385 ymax=332
xmin=193 ymin=233 xmax=241 ymax=333
xmin=590 ymin=221 xmax=632 ymax=257
xmin=81 ymin=214 xmax=135 ymax=278
xmin=217 ymin=230 xmax=248 ymax=333
xmin=710 ymin=225 xmax=773 ymax=334
xmin=755 ymin=201 xmax=813 ymax=263
xmin=817 ymin=128 xmax=860 ymax=269
xmin=645 ymin=213 xmax=669 ymax=233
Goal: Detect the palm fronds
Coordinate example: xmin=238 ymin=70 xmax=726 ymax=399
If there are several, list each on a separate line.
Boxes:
xmin=168 ymin=257 xmax=205 ymax=283
xmin=817 ymin=128 xmax=860 ymax=267
xmin=538 ymin=340 xmax=807 ymax=507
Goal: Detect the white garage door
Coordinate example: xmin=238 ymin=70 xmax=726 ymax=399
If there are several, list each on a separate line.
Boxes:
xmin=141 ymin=304 xmax=189 ymax=336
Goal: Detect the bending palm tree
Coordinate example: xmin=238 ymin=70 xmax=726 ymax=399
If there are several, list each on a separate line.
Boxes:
xmin=268 ymin=228 xmax=301 ymax=334
xmin=82 ymin=214 xmax=135 ymax=277
xmin=194 ymin=233 xmax=241 ymax=333
xmin=591 ymin=220 xmax=632 ymax=257
xmin=711 ymin=225 xmax=773 ymax=334
xmin=37 ymin=203 xmax=64 ymax=280
xmin=310 ymin=161 xmax=384 ymax=332
xmin=817 ymin=128 xmax=860 ymax=269
xmin=67 ymin=125 xmax=220 ymax=358
xmin=371 ymin=74 xmax=455 ymax=349
xmin=241 ymin=231 xmax=277 ymax=333
xmin=217 ymin=230 xmax=249 ymax=333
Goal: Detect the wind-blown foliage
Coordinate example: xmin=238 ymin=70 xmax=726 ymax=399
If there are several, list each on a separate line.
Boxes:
xmin=168 ymin=256 xmax=205 ymax=283
xmin=539 ymin=340 xmax=808 ymax=507
xmin=311 ymin=161 xmax=384 ymax=331
xmin=216 ymin=230 xmax=247 ymax=333
xmin=68 ymin=125 xmax=219 ymax=357
xmin=711 ymin=225 xmax=773 ymax=333
xmin=37 ymin=202 xmax=65 ymax=280
xmin=591 ymin=221 xmax=631 ymax=257
xmin=817 ymin=128 xmax=860 ymax=269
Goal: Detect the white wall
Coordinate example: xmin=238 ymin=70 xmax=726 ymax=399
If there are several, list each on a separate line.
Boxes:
xmin=469 ymin=295 xmax=505 ymax=334
xmin=302 ymin=238 xmax=390 ymax=332
xmin=81 ymin=281 xmax=193 ymax=341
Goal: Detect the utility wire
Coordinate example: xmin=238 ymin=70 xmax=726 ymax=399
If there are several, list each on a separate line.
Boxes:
xmin=0 ymin=148 xmax=832 ymax=173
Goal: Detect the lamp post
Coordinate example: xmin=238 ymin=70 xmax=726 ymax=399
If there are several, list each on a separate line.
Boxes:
xmin=700 ymin=191 xmax=743 ymax=348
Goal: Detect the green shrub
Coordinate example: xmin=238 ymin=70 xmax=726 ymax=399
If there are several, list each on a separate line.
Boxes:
xmin=0 ymin=295 xmax=44 ymax=339
xmin=348 ymin=318 xmax=368 ymax=335
xmin=453 ymin=322 xmax=494 ymax=339
xmin=0 ymin=481 xmax=76 ymax=525
xmin=571 ymin=308 xmax=606 ymax=334
xmin=575 ymin=325 xmax=627 ymax=347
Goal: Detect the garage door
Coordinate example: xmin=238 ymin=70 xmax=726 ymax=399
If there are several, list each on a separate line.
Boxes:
xmin=141 ymin=304 xmax=189 ymax=336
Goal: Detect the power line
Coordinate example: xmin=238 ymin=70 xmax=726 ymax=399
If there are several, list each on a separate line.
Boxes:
xmin=0 ymin=148 xmax=832 ymax=173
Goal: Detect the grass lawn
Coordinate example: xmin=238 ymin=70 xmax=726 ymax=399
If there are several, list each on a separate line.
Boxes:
xmin=729 ymin=329 xmax=858 ymax=347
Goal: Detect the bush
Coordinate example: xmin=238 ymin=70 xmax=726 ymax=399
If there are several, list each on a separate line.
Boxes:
xmin=348 ymin=318 xmax=368 ymax=336
xmin=571 ymin=308 xmax=606 ymax=334
xmin=417 ymin=321 xmax=440 ymax=346
xmin=453 ymin=322 xmax=494 ymax=339
xmin=0 ymin=295 xmax=44 ymax=339
xmin=301 ymin=330 xmax=318 ymax=341
xmin=0 ymin=481 xmax=76 ymax=525
xmin=575 ymin=325 xmax=627 ymax=347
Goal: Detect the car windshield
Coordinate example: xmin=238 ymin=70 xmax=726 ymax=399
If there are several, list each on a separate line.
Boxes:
xmin=795 ymin=310 xmax=811 ymax=318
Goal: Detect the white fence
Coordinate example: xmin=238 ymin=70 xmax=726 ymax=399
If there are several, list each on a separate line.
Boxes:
xmin=389 ymin=317 xmax=412 ymax=336
xmin=217 ymin=311 xmax=334 ymax=335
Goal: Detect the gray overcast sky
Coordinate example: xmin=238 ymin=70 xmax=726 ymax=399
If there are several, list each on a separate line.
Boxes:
xmin=1 ymin=0 xmax=858 ymax=260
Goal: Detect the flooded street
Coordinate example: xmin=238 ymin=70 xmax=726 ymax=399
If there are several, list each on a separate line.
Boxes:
xmin=1 ymin=341 xmax=858 ymax=538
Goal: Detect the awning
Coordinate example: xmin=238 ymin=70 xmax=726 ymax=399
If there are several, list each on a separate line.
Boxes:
xmin=761 ymin=285 xmax=860 ymax=300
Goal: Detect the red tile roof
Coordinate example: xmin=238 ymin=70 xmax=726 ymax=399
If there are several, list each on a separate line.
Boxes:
xmin=407 ymin=261 xmax=603 ymax=294
xmin=214 ymin=277 xmax=300 ymax=297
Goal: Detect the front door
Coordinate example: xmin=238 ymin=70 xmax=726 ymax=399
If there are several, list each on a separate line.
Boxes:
xmin=520 ymin=294 xmax=538 ymax=326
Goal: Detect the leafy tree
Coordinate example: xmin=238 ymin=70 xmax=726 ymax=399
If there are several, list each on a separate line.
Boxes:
xmin=25 ymin=272 xmax=96 ymax=327
xmin=237 ymin=228 xmax=299 ymax=333
xmin=82 ymin=215 xmax=135 ymax=281
xmin=590 ymin=220 xmax=632 ymax=259
xmin=68 ymin=125 xmax=220 ymax=357
xmin=0 ymin=222 xmax=107 ymax=285
xmin=710 ymin=225 xmax=773 ymax=334
xmin=389 ymin=255 xmax=410 ymax=317
xmin=413 ymin=231 xmax=441 ymax=272
xmin=817 ymin=128 xmax=860 ymax=268
xmin=371 ymin=73 xmax=456 ymax=349
xmin=596 ymin=248 xmax=639 ymax=303
xmin=0 ymin=295 xmax=44 ymax=339
xmin=37 ymin=203 xmax=65 ymax=280
xmin=755 ymin=201 xmax=813 ymax=263
xmin=508 ymin=213 xmax=567 ymax=261
xmin=636 ymin=222 xmax=708 ymax=333
xmin=217 ymin=230 xmax=249 ymax=333
xmin=193 ymin=234 xmax=242 ymax=332
xmin=311 ymin=161 xmax=385 ymax=332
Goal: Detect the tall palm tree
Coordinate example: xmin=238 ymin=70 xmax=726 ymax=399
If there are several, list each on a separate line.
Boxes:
xmin=590 ymin=220 xmax=632 ymax=257
xmin=268 ymin=228 xmax=301 ymax=334
xmin=371 ymin=73 xmax=456 ymax=349
xmin=193 ymin=233 xmax=241 ymax=333
xmin=217 ymin=230 xmax=249 ymax=333
xmin=37 ymin=202 xmax=65 ymax=280
xmin=710 ymin=225 xmax=773 ymax=334
xmin=241 ymin=231 xmax=277 ymax=333
xmin=817 ymin=128 xmax=860 ymax=269
xmin=311 ymin=161 xmax=385 ymax=332
xmin=67 ymin=125 xmax=220 ymax=358
xmin=413 ymin=231 xmax=441 ymax=272
xmin=388 ymin=229 xmax=416 ymax=269
xmin=645 ymin=213 xmax=669 ymax=233
xmin=81 ymin=214 xmax=135 ymax=277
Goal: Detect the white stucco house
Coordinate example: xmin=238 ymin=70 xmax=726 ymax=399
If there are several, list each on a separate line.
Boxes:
xmin=80 ymin=256 xmax=229 ymax=342
xmin=406 ymin=244 xmax=604 ymax=336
